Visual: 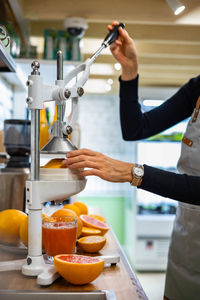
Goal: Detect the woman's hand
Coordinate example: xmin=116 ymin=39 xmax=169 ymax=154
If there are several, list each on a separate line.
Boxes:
xmin=108 ymin=21 xmax=138 ymax=81
xmin=62 ymin=148 xmax=134 ymax=183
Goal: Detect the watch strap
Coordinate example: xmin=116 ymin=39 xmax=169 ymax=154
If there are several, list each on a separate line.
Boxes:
xmin=130 ymin=164 xmax=144 ymax=186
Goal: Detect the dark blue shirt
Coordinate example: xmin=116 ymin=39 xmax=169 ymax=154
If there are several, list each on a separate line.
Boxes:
xmin=119 ymin=75 xmax=200 ymax=204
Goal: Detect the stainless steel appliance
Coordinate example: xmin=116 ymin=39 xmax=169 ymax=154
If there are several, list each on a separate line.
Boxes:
xmin=0 ymin=119 xmax=30 ymax=211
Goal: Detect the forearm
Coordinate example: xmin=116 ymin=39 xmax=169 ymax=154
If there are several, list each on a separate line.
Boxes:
xmin=64 ymin=149 xmax=200 ymax=206
xmin=121 ymin=60 xmax=138 ymax=81
xmin=120 ymin=76 xmax=199 ymax=141
xmin=140 ymin=165 xmax=200 ymax=205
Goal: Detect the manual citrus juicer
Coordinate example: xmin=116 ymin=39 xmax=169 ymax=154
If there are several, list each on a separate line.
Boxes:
xmin=0 ymin=23 xmax=124 ymax=285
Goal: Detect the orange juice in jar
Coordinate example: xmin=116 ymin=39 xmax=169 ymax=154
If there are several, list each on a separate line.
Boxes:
xmin=42 ymin=216 xmax=77 ymax=260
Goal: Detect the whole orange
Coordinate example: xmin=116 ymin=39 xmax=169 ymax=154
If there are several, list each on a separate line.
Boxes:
xmin=20 ymin=213 xmax=49 ymax=247
xmin=51 ymin=208 xmax=77 ymax=218
xmin=19 ymin=215 xmax=28 ymax=246
xmin=0 ymin=209 xmax=27 ymax=245
xmin=51 ymin=208 xmax=82 ymax=238
xmin=76 ymin=218 xmax=83 ymax=238
xmin=63 ymin=204 xmax=81 ymax=216
xmin=73 ymin=201 xmax=88 ymax=215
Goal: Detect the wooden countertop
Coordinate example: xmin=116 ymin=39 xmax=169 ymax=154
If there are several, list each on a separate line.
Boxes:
xmin=0 ymin=212 xmax=147 ymax=300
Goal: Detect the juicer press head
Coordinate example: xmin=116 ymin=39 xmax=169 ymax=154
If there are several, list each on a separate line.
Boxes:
xmin=40 ymin=136 xmax=77 ymax=154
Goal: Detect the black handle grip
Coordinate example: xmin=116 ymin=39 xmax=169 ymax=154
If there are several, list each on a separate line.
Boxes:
xmin=102 ymin=22 xmax=125 ymax=47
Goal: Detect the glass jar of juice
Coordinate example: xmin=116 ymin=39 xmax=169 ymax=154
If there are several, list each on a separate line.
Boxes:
xmin=42 ymin=216 xmax=77 ymax=260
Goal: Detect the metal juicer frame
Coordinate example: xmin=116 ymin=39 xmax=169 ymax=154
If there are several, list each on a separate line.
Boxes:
xmin=22 ymin=49 xmax=101 ymax=284
xmin=0 ymin=42 xmax=109 ymax=286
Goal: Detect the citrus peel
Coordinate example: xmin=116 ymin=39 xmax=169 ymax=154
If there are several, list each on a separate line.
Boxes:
xmin=0 ymin=209 xmax=27 ymax=245
xmin=51 ymin=208 xmax=82 ymax=238
xmin=73 ymin=201 xmax=88 ymax=215
xmin=63 ymin=204 xmax=81 ymax=216
xmin=80 ymin=215 xmax=109 ymax=235
xmin=54 ymin=254 xmax=104 ymax=285
xmin=88 ymin=214 xmax=106 ymax=223
xmin=78 ymin=235 xmax=106 ymax=253
xmin=20 ymin=213 xmax=49 ymax=247
xmin=42 ymin=158 xmax=66 ymax=168
xmin=81 ymin=226 xmax=102 ymax=237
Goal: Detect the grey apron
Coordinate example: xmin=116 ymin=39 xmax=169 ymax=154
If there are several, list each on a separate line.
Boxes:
xmin=165 ymin=96 xmax=200 ymax=300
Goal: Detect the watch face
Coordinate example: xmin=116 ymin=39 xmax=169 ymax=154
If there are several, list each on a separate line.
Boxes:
xmin=135 ymin=167 xmax=144 ymax=177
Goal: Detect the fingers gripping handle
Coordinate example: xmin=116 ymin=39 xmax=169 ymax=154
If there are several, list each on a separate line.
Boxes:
xmin=63 ymin=23 xmax=125 ymax=92
xmin=102 ymin=22 xmax=125 ymax=47
xmin=81 ymin=22 xmax=125 ymax=67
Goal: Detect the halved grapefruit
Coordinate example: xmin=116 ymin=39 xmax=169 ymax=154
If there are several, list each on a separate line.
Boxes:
xmin=54 ymin=254 xmax=104 ymax=285
xmin=81 ymin=226 xmax=102 ymax=237
xmin=78 ymin=235 xmax=106 ymax=253
xmin=88 ymin=214 xmax=106 ymax=223
xmin=80 ymin=215 xmax=109 ymax=235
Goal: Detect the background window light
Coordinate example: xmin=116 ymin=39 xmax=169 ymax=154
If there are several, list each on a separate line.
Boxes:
xmin=143 ymin=100 xmax=164 ymax=107
xmin=114 ymin=63 xmax=121 ymax=71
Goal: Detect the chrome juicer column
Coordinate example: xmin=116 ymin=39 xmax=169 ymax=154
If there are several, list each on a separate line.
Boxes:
xmin=22 ymin=53 xmax=86 ymax=283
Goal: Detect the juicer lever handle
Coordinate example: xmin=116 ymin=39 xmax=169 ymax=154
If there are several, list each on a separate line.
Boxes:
xmin=102 ymin=23 xmax=125 ymax=47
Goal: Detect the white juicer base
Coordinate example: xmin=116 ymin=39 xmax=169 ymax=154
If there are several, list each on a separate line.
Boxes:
xmin=22 ymin=255 xmax=46 ymax=276
xmin=22 ymin=255 xmax=60 ymax=286
xmin=37 ymin=264 xmax=60 ymax=286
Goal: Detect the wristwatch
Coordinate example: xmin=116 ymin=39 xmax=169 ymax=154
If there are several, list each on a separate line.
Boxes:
xmin=130 ymin=164 xmax=144 ymax=186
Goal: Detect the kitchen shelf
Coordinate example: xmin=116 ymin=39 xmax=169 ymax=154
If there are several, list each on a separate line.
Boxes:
xmin=0 ymin=40 xmax=16 ymax=72
xmin=0 ymin=42 xmax=27 ymax=91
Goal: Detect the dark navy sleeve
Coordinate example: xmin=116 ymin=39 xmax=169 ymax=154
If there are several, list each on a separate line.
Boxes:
xmin=119 ymin=74 xmax=200 ymax=204
xmin=139 ymin=165 xmax=200 ymax=205
xmin=119 ymin=75 xmax=200 ymax=140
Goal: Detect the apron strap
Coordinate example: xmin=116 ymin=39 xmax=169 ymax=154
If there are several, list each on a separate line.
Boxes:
xmin=182 ymin=136 xmax=193 ymax=147
xmin=192 ymin=96 xmax=200 ymax=122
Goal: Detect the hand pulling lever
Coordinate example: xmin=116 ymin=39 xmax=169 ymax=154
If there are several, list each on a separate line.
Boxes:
xmin=89 ymin=22 xmax=125 ymax=65
xmin=102 ymin=22 xmax=125 ymax=47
